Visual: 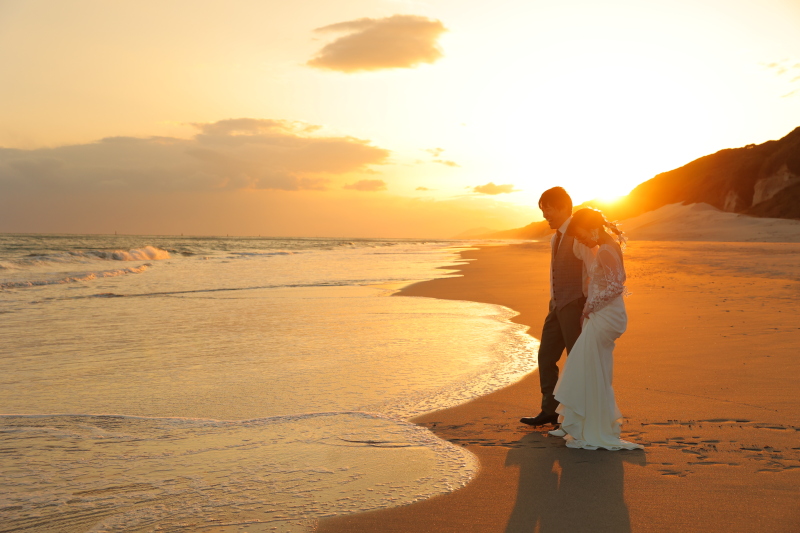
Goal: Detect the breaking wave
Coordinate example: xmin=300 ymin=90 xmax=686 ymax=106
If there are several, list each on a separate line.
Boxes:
xmin=1 ymin=264 xmax=151 ymax=289
xmin=8 ymin=246 xmax=169 ymax=268
xmin=228 ymin=251 xmax=295 ymax=258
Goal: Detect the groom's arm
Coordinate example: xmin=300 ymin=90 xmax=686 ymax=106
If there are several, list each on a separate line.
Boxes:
xmin=548 ymin=232 xmax=558 ymax=306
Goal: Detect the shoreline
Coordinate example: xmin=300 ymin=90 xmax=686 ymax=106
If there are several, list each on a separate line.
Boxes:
xmin=318 ymin=241 xmax=800 ymax=532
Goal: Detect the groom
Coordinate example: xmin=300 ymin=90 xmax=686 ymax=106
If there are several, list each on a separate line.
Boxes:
xmin=521 ymin=187 xmax=596 ymax=426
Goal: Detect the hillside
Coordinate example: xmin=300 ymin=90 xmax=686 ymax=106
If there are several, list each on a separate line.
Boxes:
xmin=620 ymin=125 xmax=800 ymax=219
xmin=478 ymin=126 xmax=800 ymax=240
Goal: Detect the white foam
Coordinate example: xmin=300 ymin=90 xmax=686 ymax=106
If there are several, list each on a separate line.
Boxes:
xmin=7 ymin=245 xmax=170 ymax=269
xmin=229 ymin=251 xmax=295 ymax=257
xmin=0 ymin=264 xmax=150 ymax=289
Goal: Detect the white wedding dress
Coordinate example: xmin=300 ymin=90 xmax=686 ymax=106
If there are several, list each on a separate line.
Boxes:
xmin=552 ymin=243 xmax=643 ymax=450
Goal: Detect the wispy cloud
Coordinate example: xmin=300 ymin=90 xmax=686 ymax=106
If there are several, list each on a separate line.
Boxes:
xmin=473 ymin=182 xmax=518 ymax=195
xmin=0 ymin=119 xmax=389 ymax=193
xmin=763 ymin=59 xmax=800 ymax=98
xmin=422 ymin=147 xmax=459 ymax=167
xmin=416 ymin=186 xmax=433 ymax=191
xmin=765 ymin=62 xmax=789 ymax=76
xmin=343 ymin=179 xmax=387 ymax=191
xmin=308 ymin=15 xmax=446 ymax=73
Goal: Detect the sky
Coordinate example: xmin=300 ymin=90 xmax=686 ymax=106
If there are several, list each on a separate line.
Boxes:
xmin=1 ymin=0 xmax=799 ymax=237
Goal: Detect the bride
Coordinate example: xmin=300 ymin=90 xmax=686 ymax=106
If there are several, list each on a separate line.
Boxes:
xmin=548 ymin=208 xmax=643 ymax=450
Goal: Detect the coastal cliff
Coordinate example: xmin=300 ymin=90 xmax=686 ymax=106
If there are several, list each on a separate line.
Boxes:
xmin=622 ymin=125 xmax=800 ymax=219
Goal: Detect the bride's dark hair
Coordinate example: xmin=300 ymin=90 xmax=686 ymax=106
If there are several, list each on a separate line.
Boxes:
xmin=566 ymin=207 xmax=627 ymax=249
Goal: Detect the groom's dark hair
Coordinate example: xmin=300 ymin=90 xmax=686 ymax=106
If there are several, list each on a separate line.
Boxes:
xmin=538 ymin=187 xmax=572 ymax=211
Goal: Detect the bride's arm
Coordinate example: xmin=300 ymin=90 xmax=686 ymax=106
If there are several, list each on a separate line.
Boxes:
xmin=583 ymin=247 xmax=626 ymax=316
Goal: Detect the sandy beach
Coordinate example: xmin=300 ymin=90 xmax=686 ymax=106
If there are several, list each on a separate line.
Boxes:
xmin=318 ymin=241 xmax=800 ymax=533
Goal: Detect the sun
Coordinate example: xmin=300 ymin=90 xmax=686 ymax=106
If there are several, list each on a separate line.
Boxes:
xmin=595 ymin=194 xmax=626 ymax=204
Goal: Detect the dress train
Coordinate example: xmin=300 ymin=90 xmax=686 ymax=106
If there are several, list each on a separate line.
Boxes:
xmin=553 ymin=296 xmax=642 ymax=451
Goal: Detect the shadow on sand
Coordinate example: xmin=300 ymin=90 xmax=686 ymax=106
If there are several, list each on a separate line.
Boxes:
xmin=504 ymin=431 xmax=647 ymax=533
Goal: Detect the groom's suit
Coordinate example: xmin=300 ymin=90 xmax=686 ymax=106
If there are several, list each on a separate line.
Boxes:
xmin=538 ymin=217 xmax=596 ymax=415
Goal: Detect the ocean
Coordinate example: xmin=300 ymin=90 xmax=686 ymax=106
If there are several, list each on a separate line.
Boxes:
xmin=0 ymin=234 xmax=537 ymax=532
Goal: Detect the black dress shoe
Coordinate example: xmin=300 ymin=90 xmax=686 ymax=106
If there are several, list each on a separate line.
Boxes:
xmin=520 ymin=412 xmax=559 ymax=426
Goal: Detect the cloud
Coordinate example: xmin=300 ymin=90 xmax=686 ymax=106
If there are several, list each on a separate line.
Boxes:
xmin=343 ymin=179 xmax=387 ymax=191
xmin=765 ymin=60 xmax=800 ymax=98
xmin=422 ymin=147 xmax=459 ymax=167
xmin=191 ymin=118 xmax=323 ymax=137
xmin=473 ymin=182 xmax=518 ymax=195
xmin=764 ymin=60 xmax=800 ymax=98
xmin=767 ymin=64 xmax=788 ymax=75
xmin=308 ymin=15 xmax=446 ymax=72
xmin=416 ymin=186 xmax=433 ymax=191
xmin=0 ymin=119 xmax=389 ymax=193
xmin=764 ymin=60 xmax=800 ymax=78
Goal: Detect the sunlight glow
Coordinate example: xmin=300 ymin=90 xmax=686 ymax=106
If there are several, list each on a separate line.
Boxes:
xmin=1 ymin=0 xmax=798 ymax=235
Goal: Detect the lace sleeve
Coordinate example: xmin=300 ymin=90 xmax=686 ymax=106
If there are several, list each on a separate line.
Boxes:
xmin=585 ymin=247 xmax=627 ymax=314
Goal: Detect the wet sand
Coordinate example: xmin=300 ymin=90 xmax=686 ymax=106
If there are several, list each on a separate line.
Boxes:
xmin=317 ymin=241 xmax=800 ymax=533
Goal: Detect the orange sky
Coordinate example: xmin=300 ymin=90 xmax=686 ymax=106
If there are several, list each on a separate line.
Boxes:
xmin=1 ymin=0 xmax=799 ymax=237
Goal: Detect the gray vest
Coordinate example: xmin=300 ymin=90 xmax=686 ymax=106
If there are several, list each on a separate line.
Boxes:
xmin=552 ymin=231 xmax=585 ymax=309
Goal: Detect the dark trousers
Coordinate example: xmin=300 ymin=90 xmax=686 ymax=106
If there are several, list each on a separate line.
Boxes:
xmin=538 ymin=297 xmax=585 ymax=415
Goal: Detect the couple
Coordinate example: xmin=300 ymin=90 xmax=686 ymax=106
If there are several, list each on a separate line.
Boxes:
xmin=521 ymin=187 xmax=642 ymax=451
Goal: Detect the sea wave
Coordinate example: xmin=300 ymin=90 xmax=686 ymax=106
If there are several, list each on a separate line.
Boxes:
xmin=228 ymin=251 xmax=295 ymax=257
xmin=0 ymin=412 xmax=476 ymax=533
xmin=8 ymin=246 xmax=169 ymax=268
xmin=0 ymin=264 xmax=151 ymax=289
